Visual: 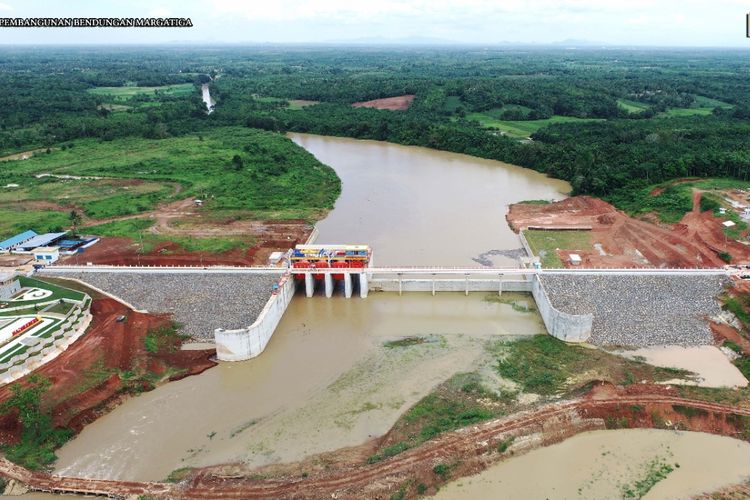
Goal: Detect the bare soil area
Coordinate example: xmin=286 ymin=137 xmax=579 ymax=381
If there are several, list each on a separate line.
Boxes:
xmin=508 ymin=195 xmax=750 ymax=267
xmin=352 ymin=95 xmax=415 ymax=110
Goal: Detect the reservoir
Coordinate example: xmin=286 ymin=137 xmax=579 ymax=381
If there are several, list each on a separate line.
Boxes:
xmin=289 ymin=133 xmax=570 ymax=266
xmin=58 ymin=137 xmax=711 ymax=490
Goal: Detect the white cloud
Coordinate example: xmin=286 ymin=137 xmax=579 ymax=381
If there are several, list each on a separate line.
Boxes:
xmin=0 ymin=3 xmax=12 ymax=11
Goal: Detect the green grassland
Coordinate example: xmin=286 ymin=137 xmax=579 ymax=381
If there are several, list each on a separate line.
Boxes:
xmin=467 ymin=113 xmax=602 ymax=138
xmin=87 ymin=83 xmax=195 ymax=100
xmin=692 ymin=95 xmax=733 ymax=109
xmin=657 ymin=95 xmax=733 ymax=118
xmin=0 ymin=127 xmax=340 ymax=242
xmin=657 ymin=107 xmax=714 ymax=118
xmin=617 ymin=99 xmax=650 ymax=113
xmin=0 ymin=208 xmax=71 ymax=237
xmin=523 ymin=230 xmax=592 ymax=268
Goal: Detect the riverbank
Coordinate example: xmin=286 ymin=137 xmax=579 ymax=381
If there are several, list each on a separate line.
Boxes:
xmin=0 ymin=278 xmax=217 ymax=471
xmin=2 ymin=384 xmax=750 ymax=498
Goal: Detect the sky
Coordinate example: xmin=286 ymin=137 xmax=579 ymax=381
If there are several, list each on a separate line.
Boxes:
xmin=0 ymin=0 xmax=749 ymax=47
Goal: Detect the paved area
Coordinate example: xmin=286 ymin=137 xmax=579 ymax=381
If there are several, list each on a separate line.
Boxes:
xmin=540 ymin=274 xmax=728 ymax=346
xmin=42 ymin=272 xmax=280 ymax=339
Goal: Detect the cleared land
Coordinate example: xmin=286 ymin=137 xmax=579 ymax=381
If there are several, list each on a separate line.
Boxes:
xmin=87 ymin=84 xmax=195 ymax=100
xmin=467 ymin=113 xmax=602 ymax=138
xmin=524 ymin=230 xmax=592 ymax=268
xmin=252 ymin=95 xmax=320 ymax=110
xmin=352 ymin=95 xmax=415 ymax=110
xmin=41 ymin=272 xmax=280 ymax=338
xmin=508 ymin=195 xmax=750 ymax=268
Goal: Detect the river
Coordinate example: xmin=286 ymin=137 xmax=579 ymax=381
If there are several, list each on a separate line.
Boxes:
xmin=436 ymin=429 xmax=750 ymax=499
xmin=290 ymin=133 xmax=569 ymax=266
xmin=201 ymin=83 xmax=214 ymax=114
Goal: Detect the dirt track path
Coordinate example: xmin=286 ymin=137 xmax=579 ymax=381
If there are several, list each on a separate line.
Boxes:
xmin=3 ymin=391 xmax=748 ymax=499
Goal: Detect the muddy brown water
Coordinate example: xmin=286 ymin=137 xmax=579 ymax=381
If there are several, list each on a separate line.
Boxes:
xmin=54 ymin=293 xmax=544 ymax=481
xmin=54 ymin=136 xmax=569 ymax=481
xmin=436 ymin=429 xmax=750 ymax=499
xmin=290 ymin=133 xmax=570 ymax=266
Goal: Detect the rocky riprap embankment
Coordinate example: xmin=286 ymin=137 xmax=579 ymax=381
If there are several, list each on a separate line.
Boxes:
xmin=43 ymin=272 xmax=280 ymax=339
xmin=540 ymin=274 xmax=728 ymax=346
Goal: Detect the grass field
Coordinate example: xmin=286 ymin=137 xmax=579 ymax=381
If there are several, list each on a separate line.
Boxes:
xmin=692 ymin=95 xmax=733 ymax=109
xmin=87 ymin=83 xmax=195 ymax=100
xmin=253 ymin=95 xmax=319 ymax=110
xmin=657 ymin=107 xmax=714 ymax=118
xmin=0 ymin=208 xmax=70 ymax=237
xmin=467 ymin=113 xmax=602 ymax=138
xmin=617 ymin=99 xmax=650 ymax=113
xmin=0 ymin=127 xmax=340 ymax=242
xmin=13 ymin=277 xmax=85 ymax=304
xmin=523 ymin=229 xmax=592 ymax=268
xmin=657 ymin=95 xmax=733 ymax=118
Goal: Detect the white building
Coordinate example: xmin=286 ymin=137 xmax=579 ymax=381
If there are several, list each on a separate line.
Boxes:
xmin=0 ymin=272 xmax=20 ymax=300
xmin=32 ymin=247 xmax=60 ymax=264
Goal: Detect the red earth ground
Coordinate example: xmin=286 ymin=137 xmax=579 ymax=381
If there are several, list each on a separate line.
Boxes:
xmin=507 ymin=195 xmax=750 ymax=268
xmin=0 ymin=285 xmax=216 ymax=445
xmin=352 ymin=94 xmax=415 ymax=110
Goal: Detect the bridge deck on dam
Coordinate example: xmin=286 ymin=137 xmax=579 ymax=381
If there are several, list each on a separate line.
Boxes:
xmin=540 ymin=274 xmax=729 ymax=347
xmin=41 ymin=271 xmax=279 ymax=339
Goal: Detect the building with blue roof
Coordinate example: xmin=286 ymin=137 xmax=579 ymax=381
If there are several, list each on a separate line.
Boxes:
xmin=17 ymin=232 xmax=68 ymax=251
xmin=0 ymin=230 xmax=37 ymax=251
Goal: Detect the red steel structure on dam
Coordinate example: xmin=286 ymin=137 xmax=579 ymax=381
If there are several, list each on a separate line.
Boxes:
xmin=290 ymin=244 xmax=372 ymax=298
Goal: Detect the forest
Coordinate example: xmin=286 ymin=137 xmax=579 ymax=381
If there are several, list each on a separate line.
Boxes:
xmin=3 ymin=45 xmax=750 ymax=204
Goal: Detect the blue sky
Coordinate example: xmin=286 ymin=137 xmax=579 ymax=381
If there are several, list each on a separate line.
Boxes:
xmin=0 ymin=0 xmax=749 ymax=46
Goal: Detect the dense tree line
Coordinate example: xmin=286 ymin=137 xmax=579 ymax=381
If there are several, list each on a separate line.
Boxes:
xmin=4 ymin=46 xmax=750 ymax=199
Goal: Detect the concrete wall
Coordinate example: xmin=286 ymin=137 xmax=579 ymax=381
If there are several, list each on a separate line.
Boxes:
xmin=532 ymin=275 xmax=592 ymax=343
xmin=214 ymin=274 xmax=295 ymax=361
xmin=0 ymin=279 xmax=20 ymax=300
xmin=370 ymin=278 xmax=532 ymax=293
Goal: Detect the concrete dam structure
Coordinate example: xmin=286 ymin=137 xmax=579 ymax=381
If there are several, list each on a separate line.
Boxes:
xmin=44 ymin=247 xmax=729 ymax=363
xmin=209 ymin=244 xmax=727 ymax=361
